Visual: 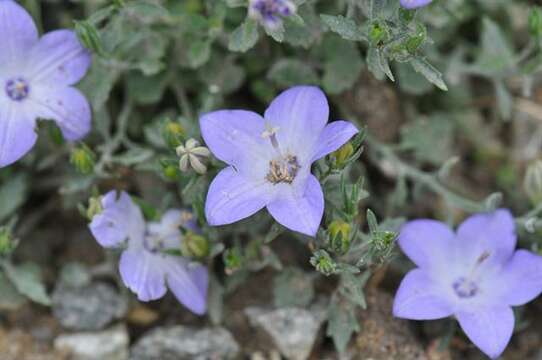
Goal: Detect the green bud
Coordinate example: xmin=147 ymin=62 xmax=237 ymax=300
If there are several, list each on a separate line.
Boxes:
xmin=223 ymin=248 xmax=243 ymax=275
xmin=524 ymin=160 xmax=542 ymax=205
xmin=369 ymin=230 xmax=397 ymax=263
xmin=332 ymin=142 xmax=354 ymax=168
xmin=529 ymin=7 xmax=542 ymax=39
xmin=310 ymin=250 xmax=337 ymax=276
xmin=70 ymin=145 xmax=96 ymax=175
xmin=162 ymin=121 xmax=185 ymax=148
xmin=0 ymin=227 xmax=17 ymax=256
xmin=86 ymin=196 xmax=103 ymax=220
xmin=369 ymin=21 xmax=388 ymax=45
xmin=74 ymin=21 xmax=104 ymax=55
xmin=328 ymin=220 xmax=351 ymax=255
xmin=406 ymin=23 xmax=427 ymax=53
xmin=163 ymin=164 xmax=179 ymax=180
xmin=181 ymin=232 xmax=210 ymax=259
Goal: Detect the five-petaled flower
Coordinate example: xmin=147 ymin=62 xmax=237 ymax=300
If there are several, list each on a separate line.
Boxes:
xmin=200 ymin=86 xmax=358 ymax=236
xmin=393 ymin=209 xmax=542 ymax=359
xmin=249 ymin=0 xmax=296 ymax=29
xmin=400 ymin=0 xmax=433 ymax=9
xmin=0 ymin=0 xmax=91 ymax=167
xmin=89 ymin=191 xmax=208 ymax=315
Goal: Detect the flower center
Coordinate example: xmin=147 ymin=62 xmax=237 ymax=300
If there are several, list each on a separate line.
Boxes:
xmin=452 ymin=277 xmax=478 ymax=298
xmin=5 ymin=77 xmax=30 ymax=101
xmin=266 ymin=155 xmax=300 ymax=184
xmin=451 ymin=250 xmax=491 ymax=299
xmin=262 ymin=123 xmax=300 ymax=184
xmin=144 ymin=234 xmax=166 ymax=253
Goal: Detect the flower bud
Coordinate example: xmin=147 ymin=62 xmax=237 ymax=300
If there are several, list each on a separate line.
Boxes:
xmin=223 ymin=248 xmax=243 ymax=275
xmin=86 ymin=196 xmax=103 ymax=220
xmin=162 ymin=121 xmax=185 ymax=148
xmin=176 ymin=139 xmax=211 ymax=175
xmin=310 ymin=249 xmax=337 ymax=276
xmin=328 ymin=220 xmax=351 ymax=255
xmin=181 ymin=232 xmax=210 ymax=259
xmin=524 ymin=160 xmax=542 ymax=204
xmin=74 ymin=21 xmax=104 ymax=55
xmin=163 ymin=164 xmax=179 ymax=180
xmin=406 ymin=23 xmax=427 ymax=53
xmin=332 ymin=142 xmax=354 ymax=168
xmin=369 ymin=21 xmax=388 ymax=45
xmin=0 ymin=227 xmax=17 ymax=256
xmin=70 ymin=145 xmax=96 ymax=175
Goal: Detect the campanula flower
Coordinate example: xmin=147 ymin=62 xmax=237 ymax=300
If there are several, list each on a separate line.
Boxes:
xmin=393 ymin=209 xmax=542 ymax=359
xmin=0 ymin=0 xmax=91 ymax=167
xmin=400 ymin=0 xmax=433 ymax=9
xmin=200 ymin=86 xmax=358 ymax=236
xmin=89 ymin=191 xmax=208 ymax=315
xmin=249 ymin=0 xmax=296 ymax=29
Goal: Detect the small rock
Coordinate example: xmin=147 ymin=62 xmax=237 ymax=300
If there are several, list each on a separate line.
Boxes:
xmin=54 ymin=324 xmax=129 ymax=360
xmin=52 ymin=282 xmax=128 ymax=331
xmin=244 ymin=301 xmax=327 ymax=360
xmin=131 ymin=325 xmax=240 ymax=360
xmin=349 ymin=290 xmax=427 ymax=360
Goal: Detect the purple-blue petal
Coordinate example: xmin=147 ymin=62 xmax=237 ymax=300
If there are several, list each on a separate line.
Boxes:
xmin=400 ymin=0 xmax=433 ymax=9
xmin=0 ymin=102 xmax=37 ymax=167
xmin=311 ymin=120 xmax=358 ymax=162
xmin=393 ymin=268 xmax=453 ymax=320
xmin=119 ymin=249 xmax=167 ymax=301
xmin=456 ymin=305 xmax=514 ymax=359
xmin=499 ymin=250 xmax=542 ymax=306
xmin=205 ymin=166 xmax=275 ymax=226
xmin=28 ymin=30 xmax=91 ymax=86
xmin=89 ymin=191 xmax=146 ymax=248
xmin=200 ymin=109 xmax=270 ymax=176
xmin=167 ymin=261 xmax=208 ymax=315
xmin=398 ymin=219 xmax=455 ymax=270
xmin=266 ymin=174 xmax=323 ymax=236
xmin=455 ymin=209 xmax=516 ymax=266
xmin=28 ymin=85 xmax=91 ymax=141
xmin=0 ymin=0 xmax=38 ymax=66
xmin=264 ymin=86 xmax=329 ymax=162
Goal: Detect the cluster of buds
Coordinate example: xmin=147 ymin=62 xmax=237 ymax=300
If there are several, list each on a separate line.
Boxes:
xmin=310 ymin=249 xmax=338 ymax=276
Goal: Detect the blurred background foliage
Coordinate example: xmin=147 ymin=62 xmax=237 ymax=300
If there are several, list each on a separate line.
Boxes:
xmin=1 ymin=0 xmax=542 ymax=358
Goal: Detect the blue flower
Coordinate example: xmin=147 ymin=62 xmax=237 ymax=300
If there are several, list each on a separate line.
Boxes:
xmin=394 ymin=209 xmax=542 ymax=359
xmin=0 ymin=0 xmax=91 ymax=167
xmin=89 ymin=191 xmax=208 ymax=315
xmin=200 ymin=86 xmax=358 ymax=236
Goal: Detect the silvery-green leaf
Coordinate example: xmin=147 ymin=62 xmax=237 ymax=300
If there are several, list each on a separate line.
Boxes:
xmin=0 ymin=174 xmax=28 ymax=223
xmin=4 ymin=262 xmax=51 ymax=306
xmin=410 ymin=57 xmax=448 ymax=91
xmin=320 ymin=15 xmax=366 ymax=42
xmin=228 ymin=18 xmax=259 ymax=52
